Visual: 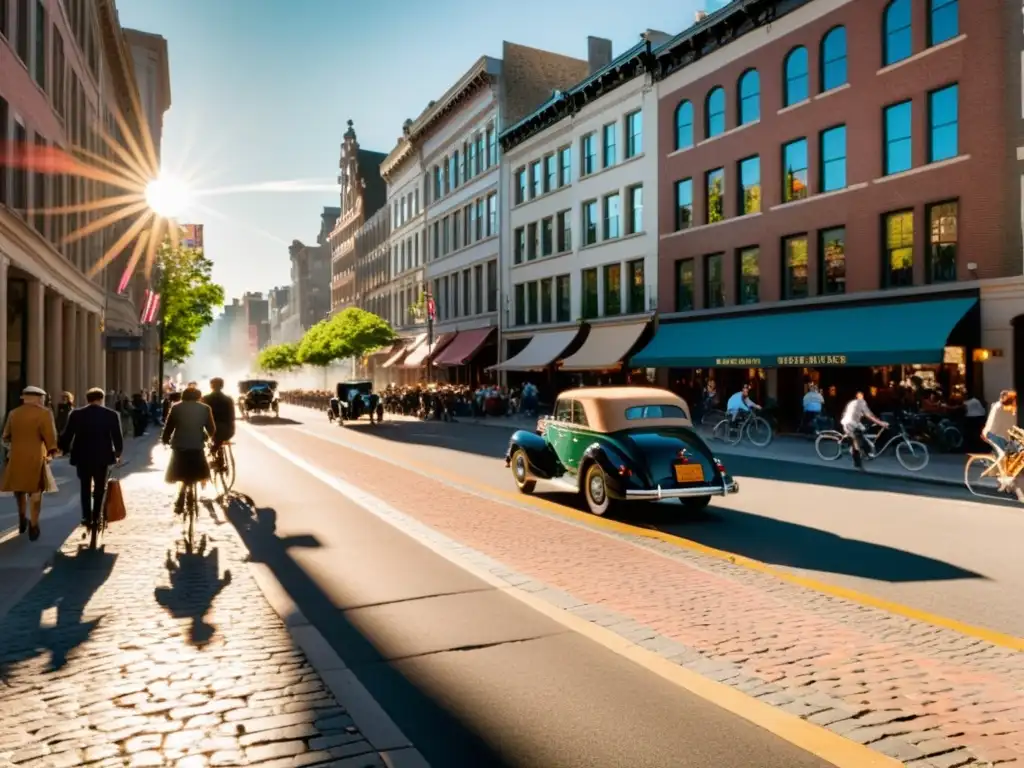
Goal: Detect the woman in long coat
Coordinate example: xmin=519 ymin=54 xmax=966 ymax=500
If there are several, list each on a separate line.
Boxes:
xmin=1 ymin=386 xmax=59 ymax=540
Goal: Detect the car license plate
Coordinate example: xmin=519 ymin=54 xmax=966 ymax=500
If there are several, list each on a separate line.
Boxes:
xmin=674 ymin=464 xmax=704 ymax=483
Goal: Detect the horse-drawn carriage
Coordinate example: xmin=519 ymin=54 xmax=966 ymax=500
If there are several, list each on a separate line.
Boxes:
xmin=329 ymin=381 xmax=383 ymax=425
xmin=238 ymin=379 xmax=279 ymax=420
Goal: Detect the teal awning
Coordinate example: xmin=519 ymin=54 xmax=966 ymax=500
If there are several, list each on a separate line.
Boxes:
xmin=630 ymin=297 xmax=978 ymax=369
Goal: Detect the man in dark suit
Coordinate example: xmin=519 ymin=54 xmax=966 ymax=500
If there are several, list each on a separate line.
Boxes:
xmin=59 ymin=387 xmax=124 ymax=526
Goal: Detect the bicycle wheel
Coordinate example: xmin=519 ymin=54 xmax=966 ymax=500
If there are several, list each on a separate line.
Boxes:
xmin=941 ymin=425 xmax=963 ymax=451
xmin=701 ymin=409 xmax=725 ymax=428
xmin=745 ymin=416 xmax=773 ymax=447
xmin=222 ymin=445 xmax=236 ymax=493
xmin=814 ymin=432 xmax=844 ymax=461
xmin=713 ymin=418 xmax=742 ymax=445
xmin=185 ymin=484 xmax=197 ymax=551
xmin=896 ymin=440 xmax=930 ymax=471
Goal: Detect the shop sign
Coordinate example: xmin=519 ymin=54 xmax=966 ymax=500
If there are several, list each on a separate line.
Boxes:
xmin=715 ymin=357 xmax=762 ymax=366
xmin=776 ymin=355 xmax=848 ymax=366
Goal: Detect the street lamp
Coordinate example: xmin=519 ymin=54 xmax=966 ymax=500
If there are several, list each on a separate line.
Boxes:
xmin=424 ymin=287 xmax=436 ymax=384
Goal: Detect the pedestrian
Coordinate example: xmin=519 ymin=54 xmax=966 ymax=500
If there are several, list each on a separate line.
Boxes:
xmin=55 ymin=391 xmax=74 ymax=434
xmin=58 ymin=387 xmax=124 ymax=528
xmin=131 ymin=392 xmax=147 ymax=437
xmin=1 ymin=386 xmax=59 ymax=540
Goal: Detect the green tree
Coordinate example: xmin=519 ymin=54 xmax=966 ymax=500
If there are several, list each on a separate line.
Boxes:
xmin=296 ymin=307 xmax=396 ymax=367
xmin=256 ymin=342 xmax=299 ymax=372
xmin=159 ymin=241 xmax=225 ymax=365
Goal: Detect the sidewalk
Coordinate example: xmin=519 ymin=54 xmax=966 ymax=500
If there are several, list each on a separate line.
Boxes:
xmin=379 ymin=410 xmax=970 ymax=488
xmin=0 ymin=445 xmax=426 ymax=768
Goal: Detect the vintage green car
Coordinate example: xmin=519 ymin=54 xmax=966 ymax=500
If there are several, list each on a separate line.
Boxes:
xmin=505 ymin=387 xmax=739 ymax=515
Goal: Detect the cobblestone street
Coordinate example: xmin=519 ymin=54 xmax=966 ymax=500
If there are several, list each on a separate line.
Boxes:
xmin=0 ymin=456 xmax=393 ymax=768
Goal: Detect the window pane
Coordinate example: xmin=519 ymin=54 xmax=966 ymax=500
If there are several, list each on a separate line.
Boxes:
xmin=604 ymin=193 xmax=620 ymax=239
xmin=583 ymin=201 xmax=598 ymax=245
xmin=676 ymin=100 xmax=693 ymax=149
xmin=928 ymin=201 xmax=958 ymax=282
xmin=930 ymin=0 xmax=958 ymax=45
xmin=705 ymin=254 xmax=724 ymax=308
xmin=559 ymin=147 xmax=571 ymax=186
xmin=706 ymin=169 xmax=724 ymax=223
xmin=676 ymin=260 xmax=694 ymax=311
xmin=884 ymin=0 xmax=912 ymax=65
xmin=738 ymin=70 xmax=760 ymax=125
xmin=884 ymin=211 xmax=914 ymax=287
xmin=603 ymin=123 xmax=616 ymax=168
xmin=626 ymin=111 xmax=643 ymax=157
xmin=737 ymin=247 xmax=759 ymax=305
xmin=821 ymin=26 xmax=847 ymax=91
xmin=819 ymin=227 xmax=846 ymax=295
xmin=929 ymin=84 xmax=958 ymax=162
xmin=783 ymin=139 xmax=808 ymax=202
xmin=628 ymin=259 xmax=645 ymax=314
xmin=556 ymin=275 xmax=571 ymax=322
xmin=581 ymin=134 xmax=596 ymax=175
xmin=628 ymin=185 xmax=643 ymax=235
xmin=582 ymin=268 xmax=598 ymax=319
xmin=884 ymin=101 xmax=912 ymax=175
xmin=738 ymin=156 xmax=761 ymax=214
xmin=604 ymin=264 xmax=621 ymax=316
xmin=784 ymin=47 xmax=809 ymax=106
xmin=514 ymin=283 xmax=525 ymax=325
xmin=675 ymin=178 xmax=693 ymax=230
xmin=540 ymin=278 xmax=553 ymax=323
xmin=706 ymin=88 xmax=725 ymax=137
xmin=783 ymin=236 xmax=809 ymax=299
xmin=820 ymin=125 xmax=847 ymax=192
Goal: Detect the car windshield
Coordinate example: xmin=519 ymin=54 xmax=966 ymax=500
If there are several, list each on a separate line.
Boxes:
xmin=623 ymin=404 xmax=688 ymax=421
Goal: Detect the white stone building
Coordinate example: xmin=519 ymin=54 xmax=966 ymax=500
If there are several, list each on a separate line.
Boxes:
xmin=495 ymin=35 xmax=666 ymax=381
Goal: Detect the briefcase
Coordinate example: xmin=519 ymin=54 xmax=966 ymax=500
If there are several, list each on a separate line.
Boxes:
xmin=103 ymin=478 xmax=127 ymax=523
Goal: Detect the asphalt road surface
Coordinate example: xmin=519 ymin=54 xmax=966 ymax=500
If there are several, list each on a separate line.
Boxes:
xmin=275 ymin=404 xmax=1024 ymax=639
xmin=228 ymin=413 xmax=839 ymax=768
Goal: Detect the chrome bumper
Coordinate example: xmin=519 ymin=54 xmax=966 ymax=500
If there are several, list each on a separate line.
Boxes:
xmin=626 ymin=479 xmax=739 ymax=500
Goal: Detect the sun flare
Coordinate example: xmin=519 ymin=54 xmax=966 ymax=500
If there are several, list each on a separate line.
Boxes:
xmin=145 ymin=175 xmax=191 ymax=219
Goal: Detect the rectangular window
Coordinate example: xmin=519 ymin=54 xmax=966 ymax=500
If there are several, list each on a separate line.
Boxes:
xmin=487 ymin=127 xmax=497 ymax=167
xmin=884 ymin=100 xmax=912 ymax=175
xmin=527 ymin=222 xmax=538 ymax=261
xmin=602 ymin=122 xmax=616 ymax=168
xmin=675 ymin=178 xmax=693 ymax=230
xmin=487 ymin=260 xmax=497 ymax=312
xmin=819 ymin=226 xmax=846 ymax=295
xmin=34 ymin=0 xmax=45 ymax=87
xmin=927 ymin=201 xmax=957 ymax=283
xmin=486 ymin=192 xmax=497 ymax=236
xmin=581 ymin=268 xmax=598 ymax=319
xmin=514 ymin=283 xmax=525 ymax=325
xmin=581 ymin=133 xmax=596 ymax=176
xmin=676 ymin=259 xmax=694 ymax=311
xmin=582 ymin=200 xmax=598 ymax=245
xmin=475 ymin=134 xmax=484 ymax=175
xmin=32 ymin=135 xmax=45 ymax=232
xmin=928 ymin=84 xmax=958 ymax=163
xmin=540 ymin=278 xmax=553 ymax=324
xmin=820 ymin=125 xmax=847 ymax=192
xmin=451 ymin=274 xmax=460 ymax=317
xmin=558 ymin=146 xmax=571 ymax=186
xmin=603 ymin=193 xmax=620 ymax=239
xmin=603 ymin=263 xmax=621 ymax=317
xmin=15 ymin=0 xmax=28 ymax=63
xmin=463 ymin=209 xmax=472 ymax=249
xmin=527 ymin=281 xmax=539 ymax=325
xmin=12 ymin=122 xmax=27 ymax=213
xmin=626 ymin=185 xmax=643 ymax=235
xmin=736 ymin=247 xmax=759 ymax=305
xmin=738 ymin=156 xmax=761 ymax=215
xmin=782 ymin=138 xmax=808 ymax=202
xmin=0 ymin=0 xmax=7 ymax=37
xmin=884 ymin=210 xmax=914 ymax=288
xmin=704 ymin=254 xmax=724 ymax=309
xmin=53 ymin=35 xmax=65 ymax=116
xmin=530 ymin=161 xmax=542 ymax=198
xmin=541 ymin=217 xmax=553 ymax=256
xmin=474 ymin=264 xmax=484 ymax=314
xmin=432 ymin=222 xmax=440 ymax=261
xmin=929 ymin=0 xmax=958 ymax=46
xmin=556 ymin=275 xmax=571 ymax=322
xmin=515 ymin=167 xmax=527 ymax=204
xmin=449 ymin=154 xmax=458 ymax=189
xmin=557 ymin=210 xmax=572 ymax=252
xmin=452 ymin=210 xmax=462 ymax=250
xmin=782 ymin=235 xmax=809 ymax=299
xmin=625 ymin=110 xmax=642 ymax=158
xmin=475 ymin=199 xmax=484 ymax=240
xmin=514 ymin=226 xmax=525 ymax=264
xmin=706 ymin=169 xmax=724 ymax=223
xmin=544 ymin=154 xmax=556 ymax=193
xmin=627 ymin=259 xmax=644 ymax=314
xmin=462 ymin=269 xmax=471 ymax=317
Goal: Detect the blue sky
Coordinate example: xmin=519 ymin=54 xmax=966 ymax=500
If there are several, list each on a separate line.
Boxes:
xmin=117 ymin=0 xmax=708 ymax=303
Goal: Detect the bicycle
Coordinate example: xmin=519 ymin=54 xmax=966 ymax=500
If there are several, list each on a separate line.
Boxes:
xmin=964 ymin=427 xmax=1024 ymax=501
xmin=181 ymin=481 xmax=199 ymax=552
xmin=208 ymin=441 xmax=235 ymax=498
xmin=83 ymin=460 xmax=128 ymax=551
xmin=711 ymin=410 xmax=773 ymax=447
xmin=814 ymin=423 xmax=929 ymax=471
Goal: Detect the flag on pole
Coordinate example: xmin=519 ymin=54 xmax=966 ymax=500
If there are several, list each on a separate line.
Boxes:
xmin=144 ymin=293 xmax=161 ymax=324
xmin=139 ymin=290 xmax=154 ymax=323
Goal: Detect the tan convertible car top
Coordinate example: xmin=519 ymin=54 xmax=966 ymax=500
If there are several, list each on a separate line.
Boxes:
xmin=554 ymin=386 xmax=694 ymax=433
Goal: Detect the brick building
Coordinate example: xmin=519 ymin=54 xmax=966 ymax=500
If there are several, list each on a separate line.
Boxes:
xmin=630 ymin=0 xmax=1020 ymax=417
xmin=354 ymin=203 xmax=390 ymax=320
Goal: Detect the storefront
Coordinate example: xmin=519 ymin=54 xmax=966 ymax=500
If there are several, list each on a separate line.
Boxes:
xmin=558 ymin=319 xmax=652 ymax=388
xmin=432 ymin=327 xmax=497 ymax=385
xmin=631 ymin=293 xmax=981 ymax=427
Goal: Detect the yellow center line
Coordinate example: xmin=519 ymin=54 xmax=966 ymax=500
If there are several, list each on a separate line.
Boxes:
xmin=290 ymin=423 xmax=1024 ymax=652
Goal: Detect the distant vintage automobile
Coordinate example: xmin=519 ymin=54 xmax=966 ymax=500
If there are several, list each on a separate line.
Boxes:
xmin=238 ymin=379 xmax=279 ymax=420
xmin=505 ymin=387 xmax=739 ymax=515
xmin=330 ymin=381 xmax=382 ymax=425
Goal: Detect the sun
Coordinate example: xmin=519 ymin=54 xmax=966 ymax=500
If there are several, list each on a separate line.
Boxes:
xmin=144 ymin=174 xmax=190 ymax=218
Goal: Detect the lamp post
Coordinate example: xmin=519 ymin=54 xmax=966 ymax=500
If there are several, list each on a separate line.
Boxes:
xmin=425 ymin=289 xmax=435 ymax=384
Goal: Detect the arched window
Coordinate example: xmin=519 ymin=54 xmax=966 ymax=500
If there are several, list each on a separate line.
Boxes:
xmin=883 ymin=0 xmax=912 ymax=65
xmin=783 ymin=47 xmax=808 ymax=106
xmin=820 ymin=27 xmax=847 ymax=91
xmin=738 ymin=69 xmax=760 ymax=125
xmin=675 ymin=100 xmax=694 ymax=150
xmin=705 ymin=87 xmax=725 ymax=138
xmin=929 ymin=0 xmax=958 ymax=46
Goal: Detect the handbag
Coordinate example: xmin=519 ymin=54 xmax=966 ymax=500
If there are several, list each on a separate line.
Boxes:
xmin=42 ymin=461 xmax=58 ymax=494
xmin=103 ymin=477 xmax=127 ymax=522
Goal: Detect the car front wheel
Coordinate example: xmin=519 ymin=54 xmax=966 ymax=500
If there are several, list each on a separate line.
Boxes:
xmin=583 ymin=463 xmax=613 ymax=516
xmin=510 ymin=449 xmax=536 ymax=494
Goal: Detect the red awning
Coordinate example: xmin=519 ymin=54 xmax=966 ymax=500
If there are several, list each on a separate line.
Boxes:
xmin=433 ymin=327 xmax=496 ymax=367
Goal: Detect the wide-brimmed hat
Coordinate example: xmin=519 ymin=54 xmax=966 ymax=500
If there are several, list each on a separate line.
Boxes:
xmin=21 ymin=386 xmax=46 ymax=397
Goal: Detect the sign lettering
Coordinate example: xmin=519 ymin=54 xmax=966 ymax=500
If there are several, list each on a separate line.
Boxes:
xmin=714 ymin=357 xmax=762 ymax=366
xmin=775 ymin=355 xmax=848 ymax=366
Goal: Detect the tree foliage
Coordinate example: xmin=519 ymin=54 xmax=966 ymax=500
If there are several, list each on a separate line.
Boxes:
xmin=257 ymin=342 xmax=300 ymax=372
xmin=296 ymin=307 xmax=397 ymax=367
xmin=159 ymin=241 xmax=225 ymax=365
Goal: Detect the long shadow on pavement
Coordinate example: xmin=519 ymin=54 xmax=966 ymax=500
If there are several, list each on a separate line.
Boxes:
xmin=154 ymin=538 xmax=232 ymax=648
xmin=220 ymin=493 xmax=512 ymax=767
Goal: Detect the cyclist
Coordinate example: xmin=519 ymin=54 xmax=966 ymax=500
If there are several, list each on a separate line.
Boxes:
xmin=726 ymin=384 xmax=760 ymax=422
xmin=203 ymin=378 xmax=236 ymax=472
xmin=840 ymin=391 xmax=888 ymax=470
xmin=161 ymin=385 xmax=215 ymax=515
xmin=981 ymin=390 xmax=1022 ymax=496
